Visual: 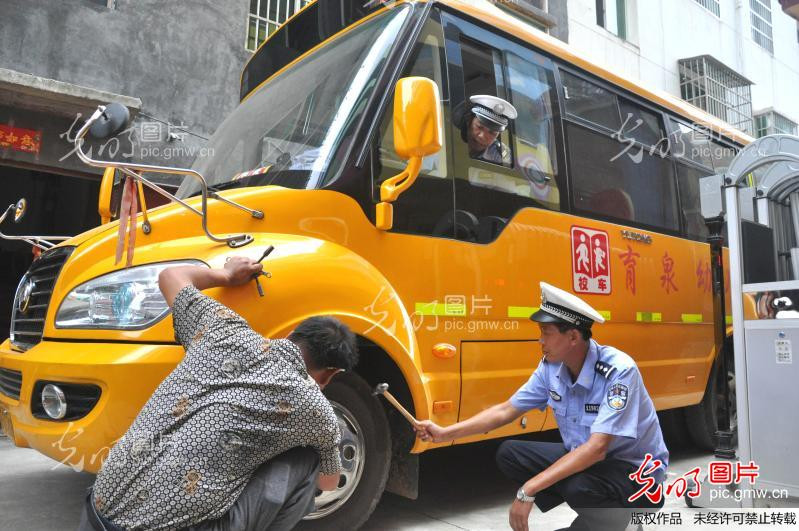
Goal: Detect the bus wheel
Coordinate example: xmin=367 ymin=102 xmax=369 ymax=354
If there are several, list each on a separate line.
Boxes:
xmin=297 ymin=372 xmax=391 ymax=530
xmin=657 ymin=408 xmax=691 ymax=451
xmin=684 ymin=343 xmax=737 ymax=451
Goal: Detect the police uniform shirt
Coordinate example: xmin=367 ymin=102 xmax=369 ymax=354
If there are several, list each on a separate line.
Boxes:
xmin=510 ymin=339 xmax=669 ymax=482
xmin=473 ymin=140 xmax=509 ymax=165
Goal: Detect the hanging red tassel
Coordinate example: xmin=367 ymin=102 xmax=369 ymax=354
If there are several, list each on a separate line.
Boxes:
xmin=126 ymin=177 xmax=138 ymax=267
xmin=114 ymin=176 xmax=138 ymax=267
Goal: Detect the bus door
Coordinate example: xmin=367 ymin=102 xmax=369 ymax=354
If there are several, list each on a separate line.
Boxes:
xmin=441 ymin=11 xmax=565 ymax=437
xmin=369 ymin=9 xmax=467 ymax=426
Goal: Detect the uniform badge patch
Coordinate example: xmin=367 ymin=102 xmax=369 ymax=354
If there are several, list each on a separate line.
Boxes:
xmin=607 ymin=383 xmax=628 ymax=410
xmin=549 ymin=389 xmax=562 ymax=402
xmin=584 ymin=403 xmax=600 ymax=413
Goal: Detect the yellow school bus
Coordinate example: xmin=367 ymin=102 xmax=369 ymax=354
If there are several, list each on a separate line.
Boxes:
xmin=0 ymin=1 xmax=751 ymax=528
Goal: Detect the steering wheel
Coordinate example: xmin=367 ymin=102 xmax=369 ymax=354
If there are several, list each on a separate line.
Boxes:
xmin=432 ymin=209 xmax=479 ymax=242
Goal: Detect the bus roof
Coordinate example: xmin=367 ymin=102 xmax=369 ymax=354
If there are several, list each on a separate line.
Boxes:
xmin=240 ymin=0 xmax=752 ymax=146
xmin=435 ymin=0 xmax=753 ymax=145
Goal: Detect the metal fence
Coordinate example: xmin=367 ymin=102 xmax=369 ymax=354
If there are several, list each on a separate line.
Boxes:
xmin=246 ymin=0 xmax=313 ymax=51
xmin=750 ymin=0 xmax=774 ymax=53
xmin=755 ymin=110 xmax=799 ymax=137
xmin=693 ymin=0 xmax=721 ymax=17
xmin=679 ymin=55 xmax=754 ymax=135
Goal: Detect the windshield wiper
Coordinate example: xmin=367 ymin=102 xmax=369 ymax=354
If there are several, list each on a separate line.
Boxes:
xmin=208 ymin=181 xmax=246 ymax=193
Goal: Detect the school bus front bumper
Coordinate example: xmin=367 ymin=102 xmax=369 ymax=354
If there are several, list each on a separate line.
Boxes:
xmin=0 ymin=338 xmax=183 ymax=473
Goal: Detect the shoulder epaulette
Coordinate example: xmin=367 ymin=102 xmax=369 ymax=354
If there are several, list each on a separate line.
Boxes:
xmin=595 ymin=360 xmax=615 ymax=379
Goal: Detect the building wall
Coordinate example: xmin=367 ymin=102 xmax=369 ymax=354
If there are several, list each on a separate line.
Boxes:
xmin=566 ymin=0 xmax=799 ymax=131
xmin=0 ymin=0 xmax=252 ymax=341
xmin=0 ymin=0 xmax=251 ymax=174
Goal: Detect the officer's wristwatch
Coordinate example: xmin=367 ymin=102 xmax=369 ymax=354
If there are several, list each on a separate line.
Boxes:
xmin=516 ymin=487 xmax=535 ymax=504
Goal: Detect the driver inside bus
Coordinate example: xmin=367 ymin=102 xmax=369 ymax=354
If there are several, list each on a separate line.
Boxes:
xmin=453 ymin=94 xmax=517 ymax=165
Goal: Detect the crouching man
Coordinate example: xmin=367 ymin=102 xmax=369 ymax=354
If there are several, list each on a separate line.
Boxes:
xmin=415 ymin=282 xmax=668 ymax=531
xmin=78 ymin=256 xmax=357 ymax=531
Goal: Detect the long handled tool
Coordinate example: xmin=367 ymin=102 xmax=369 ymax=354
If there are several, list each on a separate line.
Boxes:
xmin=373 ymin=383 xmax=419 ymax=426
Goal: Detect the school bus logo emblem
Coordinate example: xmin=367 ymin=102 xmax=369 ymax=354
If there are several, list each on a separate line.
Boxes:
xmin=571 ymin=226 xmax=611 ymax=295
xmin=18 ymin=278 xmax=35 ymax=315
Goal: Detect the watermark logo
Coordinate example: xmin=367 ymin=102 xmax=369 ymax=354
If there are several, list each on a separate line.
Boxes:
xmin=58 ymin=113 xmax=212 ymax=164
xmin=628 ymin=454 xmax=789 ymax=504
xmin=50 ymin=421 xmax=122 ymax=472
xmin=363 ymin=289 xmax=520 ymax=335
xmin=608 ymin=116 xmax=737 ymax=165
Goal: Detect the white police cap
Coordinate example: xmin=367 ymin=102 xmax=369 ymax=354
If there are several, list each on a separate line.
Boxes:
xmin=530 ymin=282 xmax=605 ymax=328
xmin=469 ymin=95 xmax=518 ymax=132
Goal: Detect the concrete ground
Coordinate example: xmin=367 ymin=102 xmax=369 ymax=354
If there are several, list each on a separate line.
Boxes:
xmin=0 ymin=431 xmax=725 ymax=531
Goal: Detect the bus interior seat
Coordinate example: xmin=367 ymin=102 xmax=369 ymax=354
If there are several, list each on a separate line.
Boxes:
xmin=587 ymin=188 xmax=635 ymax=221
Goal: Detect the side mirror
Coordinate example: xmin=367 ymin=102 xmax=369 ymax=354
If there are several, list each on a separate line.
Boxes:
xmin=13 ymin=198 xmax=27 ymax=223
xmin=89 ymin=102 xmax=130 ymax=140
xmin=376 ymin=77 xmax=442 ymax=231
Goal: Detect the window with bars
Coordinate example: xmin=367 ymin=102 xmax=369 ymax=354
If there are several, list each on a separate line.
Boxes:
xmin=750 ymin=0 xmax=774 ymax=53
xmin=754 ymin=110 xmax=799 ymax=137
xmin=246 ymin=0 xmax=312 ymax=52
xmin=693 ymin=0 xmax=720 ymax=16
xmin=678 ymin=55 xmax=754 ymax=135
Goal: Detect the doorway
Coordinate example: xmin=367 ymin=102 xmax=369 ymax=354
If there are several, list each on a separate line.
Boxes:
xmin=0 ymin=164 xmax=100 ymax=341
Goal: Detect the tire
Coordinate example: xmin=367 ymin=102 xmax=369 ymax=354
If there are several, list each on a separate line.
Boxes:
xmin=657 ymin=408 xmax=691 ymax=451
xmin=296 ymin=372 xmax=391 ymax=530
xmin=684 ymin=342 xmax=737 ymax=451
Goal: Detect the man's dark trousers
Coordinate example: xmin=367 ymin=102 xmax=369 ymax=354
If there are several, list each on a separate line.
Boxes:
xmin=79 ymin=447 xmax=320 ymax=531
xmin=496 ymin=440 xmax=664 ymax=531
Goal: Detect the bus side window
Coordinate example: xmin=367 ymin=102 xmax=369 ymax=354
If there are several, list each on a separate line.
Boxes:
xmin=710 ymin=140 xmax=737 ymax=174
xmin=450 ymin=40 xmax=561 ymax=244
xmin=669 ymin=119 xmax=715 ymax=170
xmin=564 ymin=74 xmax=680 ymax=232
xmin=561 ymin=71 xmax=621 ymax=132
xmin=372 ymin=14 xmax=454 ymax=238
xmin=506 ymin=52 xmax=560 ymax=214
xmin=452 ymin=37 xmax=512 ymax=167
xmin=676 ymin=162 xmax=713 ymax=240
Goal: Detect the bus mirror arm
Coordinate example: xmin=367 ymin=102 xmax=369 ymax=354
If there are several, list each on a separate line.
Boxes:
xmin=0 ymin=200 xmax=72 ymax=251
xmin=74 ymin=104 xmax=264 ymax=249
xmin=376 ymin=156 xmax=423 ymax=231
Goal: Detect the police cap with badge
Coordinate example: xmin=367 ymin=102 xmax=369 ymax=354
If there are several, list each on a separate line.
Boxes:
xmin=456 ymin=95 xmax=518 ymax=141
xmin=530 ymin=282 xmax=605 ymax=329
xmin=530 ymin=283 xmax=617 ymax=379
xmin=469 ymin=95 xmax=518 ymax=132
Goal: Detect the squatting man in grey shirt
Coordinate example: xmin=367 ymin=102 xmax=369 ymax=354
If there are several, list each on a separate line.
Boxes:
xmin=78 ymin=256 xmax=358 ymax=531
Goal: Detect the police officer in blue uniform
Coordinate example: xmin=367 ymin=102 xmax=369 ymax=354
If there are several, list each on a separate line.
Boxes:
xmin=415 ymin=282 xmax=668 ymax=531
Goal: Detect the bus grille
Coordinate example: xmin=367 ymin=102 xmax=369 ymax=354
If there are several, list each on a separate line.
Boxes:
xmin=10 ymin=246 xmax=73 ymax=352
xmin=0 ymin=368 xmax=22 ymax=400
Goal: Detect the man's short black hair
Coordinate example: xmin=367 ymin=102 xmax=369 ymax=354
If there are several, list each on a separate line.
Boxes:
xmin=288 ymin=316 xmax=359 ymax=372
xmin=555 ymin=322 xmax=592 ymax=341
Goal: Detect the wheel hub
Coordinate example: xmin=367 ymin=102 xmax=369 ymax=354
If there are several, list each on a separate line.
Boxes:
xmin=303 ymin=401 xmax=366 ymax=519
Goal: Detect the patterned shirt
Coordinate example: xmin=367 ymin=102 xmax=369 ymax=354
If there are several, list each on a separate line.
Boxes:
xmin=92 ymin=285 xmax=341 ymax=530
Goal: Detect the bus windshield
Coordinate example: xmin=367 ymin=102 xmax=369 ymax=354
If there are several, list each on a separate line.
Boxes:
xmin=176 ymin=6 xmax=410 ymax=199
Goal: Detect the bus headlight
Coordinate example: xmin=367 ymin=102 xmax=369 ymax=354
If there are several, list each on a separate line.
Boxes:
xmin=41 ymin=384 xmax=67 ymax=420
xmin=55 ymin=260 xmax=205 ymax=329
